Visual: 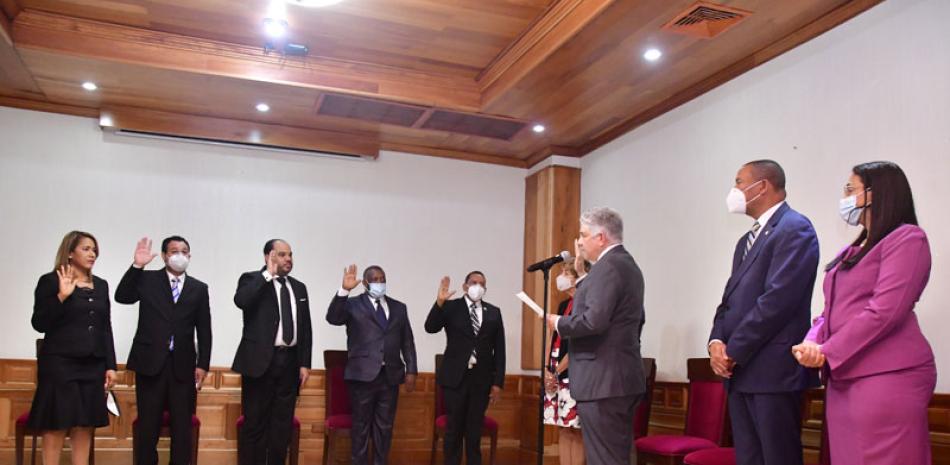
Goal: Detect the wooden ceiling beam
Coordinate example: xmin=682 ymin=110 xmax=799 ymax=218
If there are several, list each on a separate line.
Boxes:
xmin=12 ymin=10 xmax=483 ymax=111
xmin=0 ymin=94 xmax=97 ymax=117
xmin=0 ymin=6 xmax=42 ymax=93
xmin=578 ymin=0 xmax=885 ymax=155
xmin=477 ymin=0 xmax=614 ymax=108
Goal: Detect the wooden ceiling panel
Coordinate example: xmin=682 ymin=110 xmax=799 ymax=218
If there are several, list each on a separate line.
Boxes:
xmin=2 ymin=0 xmax=887 ymax=166
xmin=16 ymin=0 xmax=554 ymax=78
xmin=484 ymin=0 xmax=860 ymax=149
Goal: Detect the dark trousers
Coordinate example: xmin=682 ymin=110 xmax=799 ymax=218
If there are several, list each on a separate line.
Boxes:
xmin=134 ymin=354 xmax=196 ymax=465
xmin=728 ymin=390 xmax=803 ymax=465
xmin=239 ymin=347 xmax=300 ymax=465
xmin=347 ymin=368 xmax=400 ymax=465
xmin=575 ymin=394 xmax=640 ymax=465
xmin=442 ymin=367 xmax=491 ymax=465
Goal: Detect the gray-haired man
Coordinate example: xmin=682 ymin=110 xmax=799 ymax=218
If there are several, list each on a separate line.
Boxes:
xmin=546 ymin=207 xmax=646 ymax=465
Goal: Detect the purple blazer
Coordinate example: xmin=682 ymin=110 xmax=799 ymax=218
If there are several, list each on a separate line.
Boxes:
xmin=816 ymin=224 xmax=934 ymax=380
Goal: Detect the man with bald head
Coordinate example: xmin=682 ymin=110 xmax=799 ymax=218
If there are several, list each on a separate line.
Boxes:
xmin=233 ymin=239 xmax=313 ymax=465
xmin=709 ymin=160 xmax=819 ymax=465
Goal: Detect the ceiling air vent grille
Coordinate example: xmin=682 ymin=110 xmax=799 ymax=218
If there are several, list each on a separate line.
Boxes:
xmin=316 ymin=93 xmax=427 ymax=127
xmin=420 ymin=110 xmax=526 ymax=140
xmin=662 ymin=2 xmax=751 ymax=39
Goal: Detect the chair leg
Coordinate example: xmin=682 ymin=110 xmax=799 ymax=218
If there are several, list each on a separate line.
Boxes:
xmin=14 ymin=424 xmax=25 ymax=465
xmin=132 ymin=423 xmax=138 ymax=465
xmin=488 ymin=430 xmax=497 ymax=465
xmin=289 ymin=425 xmax=300 ymax=465
xmin=322 ymin=432 xmax=329 ymax=465
xmin=429 ymin=430 xmax=439 ymax=465
xmin=192 ymin=423 xmax=200 ymax=465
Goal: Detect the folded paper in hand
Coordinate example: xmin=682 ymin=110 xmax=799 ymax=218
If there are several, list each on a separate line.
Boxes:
xmin=106 ymin=390 xmax=121 ymax=417
xmin=516 ymin=292 xmax=544 ymax=317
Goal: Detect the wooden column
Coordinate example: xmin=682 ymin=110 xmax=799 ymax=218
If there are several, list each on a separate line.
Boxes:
xmin=520 ymin=165 xmax=580 ymax=463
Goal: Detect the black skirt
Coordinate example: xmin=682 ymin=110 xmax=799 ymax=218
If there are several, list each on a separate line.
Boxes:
xmin=27 ymin=354 xmax=109 ymax=430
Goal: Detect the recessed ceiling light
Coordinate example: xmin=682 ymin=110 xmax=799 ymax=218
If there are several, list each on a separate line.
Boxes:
xmin=256 ymin=103 xmax=270 ymax=113
xmin=263 ymin=17 xmax=288 ymax=39
xmin=81 ymin=82 xmax=98 ymax=91
xmin=532 ymin=124 xmax=546 ymax=133
xmin=288 ymin=0 xmax=345 ymax=7
xmin=643 ymin=48 xmax=662 ymax=62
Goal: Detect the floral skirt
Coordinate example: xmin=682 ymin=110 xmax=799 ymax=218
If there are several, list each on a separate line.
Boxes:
xmin=543 ymin=376 xmax=580 ymax=429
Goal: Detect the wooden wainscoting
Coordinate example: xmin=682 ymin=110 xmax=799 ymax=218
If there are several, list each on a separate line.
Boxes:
xmin=0 ymin=359 xmax=561 ymax=465
xmin=648 ymin=382 xmax=950 ymax=465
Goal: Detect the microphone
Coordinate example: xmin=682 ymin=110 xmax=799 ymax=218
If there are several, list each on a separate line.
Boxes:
xmin=527 ymin=251 xmax=572 ymax=272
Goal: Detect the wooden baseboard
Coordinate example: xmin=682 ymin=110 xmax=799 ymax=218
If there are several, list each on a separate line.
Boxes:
xmin=3 ymin=361 xmax=946 ymax=465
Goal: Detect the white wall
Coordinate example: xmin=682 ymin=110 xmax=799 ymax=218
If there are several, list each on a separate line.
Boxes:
xmin=0 ymin=106 xmax=527 ymax=373
xmin=581 ymin=0 xmax=950 ymax=389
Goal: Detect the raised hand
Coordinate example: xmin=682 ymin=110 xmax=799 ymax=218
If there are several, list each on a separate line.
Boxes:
xmin=436 ymin=276 xmax=456 ymax=308
xmin=573 ymin=238 xmax=586 ymax=276
xmin=266 ymin=250 xmax=279 ymax=276
xmin=56 ymin=265 xmax=77 ymax=302
xmin=133 ymin=237 xmax=157 ymax=268
xmin=342 ymin=264 xmax=362 ymax=291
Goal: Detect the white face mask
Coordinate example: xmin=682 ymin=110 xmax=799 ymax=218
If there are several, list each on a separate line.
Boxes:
xmin=556 ymin=274 xmax=573 ymax=291
xmin=167 ymin=253 xmax=189 ymax=273
xmin=726 ymin=180 xmax=765 ymax=214
xmin=466 ymin=284 xmax=486 ymax=302
xmin=367 ymin=282 xmax=387 ymax=299
xmin=839 ymin=190 xmax=869 ymax=226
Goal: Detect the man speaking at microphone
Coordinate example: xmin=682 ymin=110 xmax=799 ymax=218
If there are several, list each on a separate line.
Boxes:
xmin=546 ymin=207 xmax=646 ymax=465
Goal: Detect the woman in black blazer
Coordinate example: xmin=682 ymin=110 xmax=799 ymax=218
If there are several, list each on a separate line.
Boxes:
xmin=28 ymin=231 xmax=117 ymax=465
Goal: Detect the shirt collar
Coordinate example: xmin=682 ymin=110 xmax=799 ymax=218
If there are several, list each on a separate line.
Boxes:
xmin=167 ymin=270 xmax=185 ymax=284
xmin=754 ymin=200 xmax=785 ymax=228
xmin=595 ymin=243 xmax=622 ymax=263
xmin=464 ymin=296 xmax=482 ymax=309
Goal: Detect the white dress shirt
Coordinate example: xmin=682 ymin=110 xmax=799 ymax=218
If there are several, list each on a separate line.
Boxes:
xmin=263 ymin=270 xmax=297 ymax=347
xmin=338 ymin=288 xmax=389 ymax=319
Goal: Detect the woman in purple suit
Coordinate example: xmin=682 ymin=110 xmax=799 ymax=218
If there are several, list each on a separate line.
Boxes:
xmin=793 ymin=161 xmax=936 ymax=465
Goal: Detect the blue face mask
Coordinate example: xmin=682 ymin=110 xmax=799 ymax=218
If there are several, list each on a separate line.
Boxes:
xmin=368 ymin=282 xmax=387 ymax=299
xmin=839 ymin=189 xmax=869 ymax=226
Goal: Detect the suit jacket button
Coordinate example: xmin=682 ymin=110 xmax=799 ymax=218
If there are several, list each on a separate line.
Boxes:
xmin=88 ymin=297 xmax=94 ymax=302
xmin=87 ymin=325 xmax=94 ymax=332
xmin=89 ymin=311 xmax=95 ymax=317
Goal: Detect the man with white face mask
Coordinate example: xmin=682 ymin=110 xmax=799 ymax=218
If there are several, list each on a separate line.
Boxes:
xmin=707 ymin=160 xmax=820 ymax=465
xmin=115 ymin=236 xmax=212 ymax=465
xmin=425 ymin=271 xmax=506 ymax=465
xmin=326 ymin=264 xmax=417 ymax=465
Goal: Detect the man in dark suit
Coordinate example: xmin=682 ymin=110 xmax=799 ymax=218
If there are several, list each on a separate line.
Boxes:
xmin=709 ymin=160 xmax=820 ymax=465
xmin=327 ymin=264 xmax=417 ymax=465
xmin=545 ymin=207 xmax=645 ymax=465
xmin=115 ymin=236 xmax=212 ymax=465
xmin=425 ymin=271 xmax=505 ymax=465
xmin=232 ymin=239 xmax=313 ymax=465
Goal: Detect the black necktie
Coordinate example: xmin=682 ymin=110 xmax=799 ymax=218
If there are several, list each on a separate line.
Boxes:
xmin=276 ymin=277 xmax=294 ymax=345
xmin=374 ymin=299 xmax=388 ymax=329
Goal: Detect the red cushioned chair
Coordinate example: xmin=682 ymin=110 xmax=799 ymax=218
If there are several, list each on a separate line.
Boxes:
xmin=237 ymin=414 xmax=301 ymax=465
xmin=16 ymin=339 xmax=96 ymax=465
xmin=429 ymin=354 xmax=498 ymax=465
xmin=131 ymin=410 xmax=200 ymax=465
xmin=682 ymin=388 xmax=830 ymax=465
xmin=323 ymin=350 xmax=352 ymax=465
xmin=634 ymin=357 xmax=658 ymax=439
xmin=635 ymin=358 xmax=729 ymax=465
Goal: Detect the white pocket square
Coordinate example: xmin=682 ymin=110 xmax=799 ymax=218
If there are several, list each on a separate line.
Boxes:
xmin=299 ymin=298 xmax=307 ymax=302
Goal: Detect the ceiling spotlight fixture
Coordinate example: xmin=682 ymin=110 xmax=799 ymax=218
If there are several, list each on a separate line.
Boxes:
xmin=532 ymin=124 xmax=546 ymax=133
xmin=81 ymin=82 xmax=98 ymax=91
xmin=263 ymin=17 xmax=288 ymax=39
xmin=256 ymin=103 xmax=271 ymax=113
xmin=264 ymin=0 xmax=289 ymax=39
xmin=287 ymin=0 xmax=345 ymax=7
xmin=643 ymin=48 xmax=663 ymax=62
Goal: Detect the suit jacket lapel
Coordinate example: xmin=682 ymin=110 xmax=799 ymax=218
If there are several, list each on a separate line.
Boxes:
xmin=723 ymin=203 xmax=790 ymax=300
xmin=361 ymin=293 xmax=385 ymax=330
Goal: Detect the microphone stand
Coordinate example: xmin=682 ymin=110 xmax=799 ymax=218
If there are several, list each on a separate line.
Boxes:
xmin=536 ymin=266 xmax=551 ymax=465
